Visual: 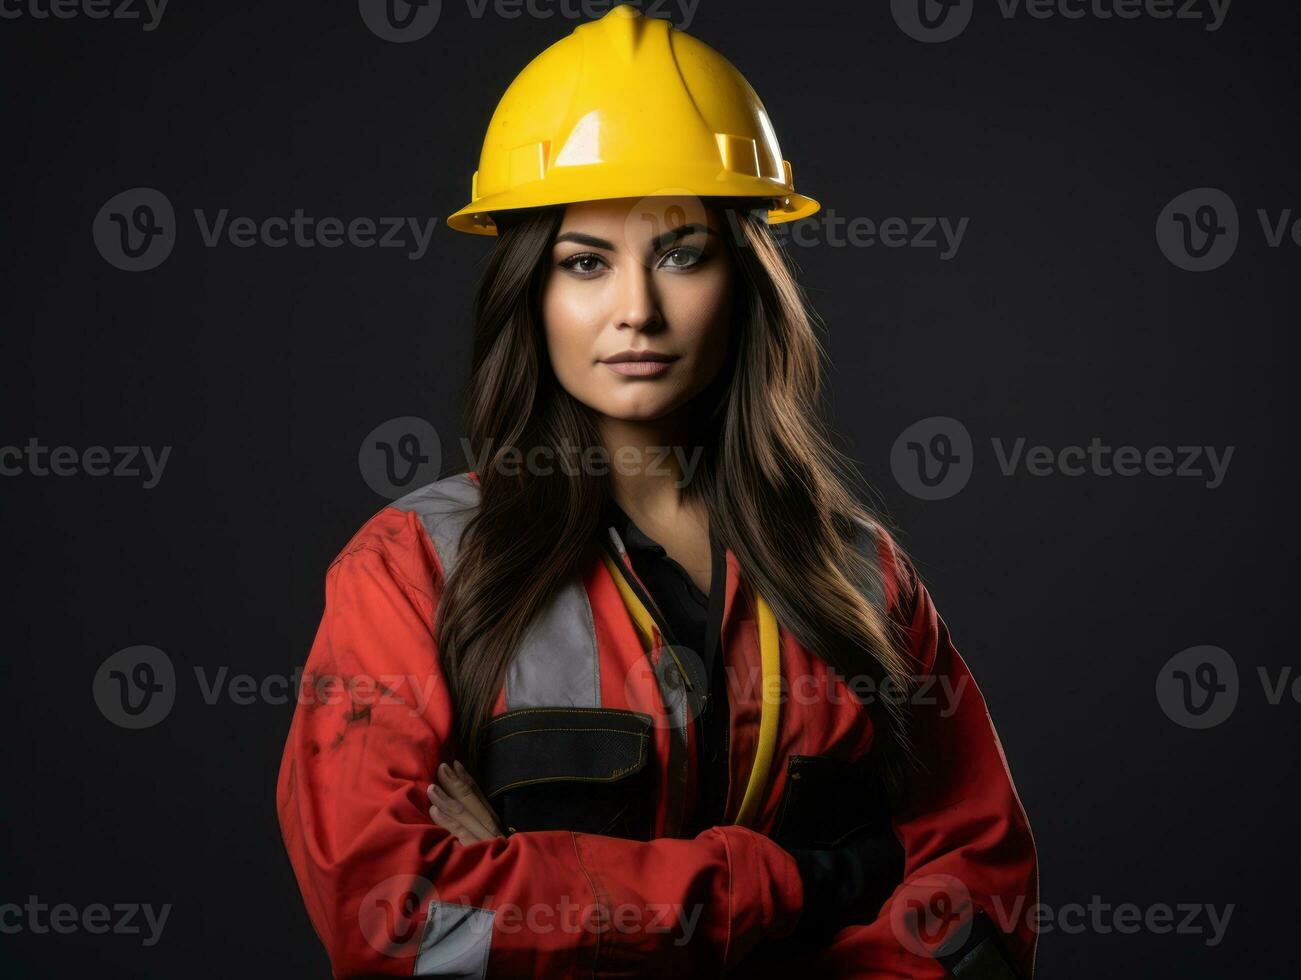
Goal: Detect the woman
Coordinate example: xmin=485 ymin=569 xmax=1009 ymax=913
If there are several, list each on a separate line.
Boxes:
xmin=275 ymin=7 xmax=1037 ymax=978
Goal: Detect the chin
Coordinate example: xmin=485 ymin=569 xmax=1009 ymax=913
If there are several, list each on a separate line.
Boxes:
xmin=598 ymin=392 xmax=683 ymax=422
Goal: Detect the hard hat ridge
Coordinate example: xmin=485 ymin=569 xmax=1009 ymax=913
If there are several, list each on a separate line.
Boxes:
xmin=598 ymin=2 xmax=653 ymax=62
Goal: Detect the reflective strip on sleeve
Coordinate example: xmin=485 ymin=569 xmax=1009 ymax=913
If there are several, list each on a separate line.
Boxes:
xmin=414 ymin=900 xmax=496 ymax=979
xmin=935 ymin=910 xmax=1022 ymax=980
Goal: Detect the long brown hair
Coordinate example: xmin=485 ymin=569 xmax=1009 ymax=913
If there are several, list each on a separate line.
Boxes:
xmin=436 ymin=200 xmax=916 ymax=787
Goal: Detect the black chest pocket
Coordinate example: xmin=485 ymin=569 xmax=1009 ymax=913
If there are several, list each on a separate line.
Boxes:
xmin=769 ymin=753 xmax=893 ymax=850
xmin=480 ymin=707 xmax=655 ymax=841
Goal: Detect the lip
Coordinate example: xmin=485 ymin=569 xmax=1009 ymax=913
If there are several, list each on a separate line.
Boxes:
xmin=600 ymin=349 xmax=678 ymax=378
xmin=601 ymin=350 xmax=677 ymax=364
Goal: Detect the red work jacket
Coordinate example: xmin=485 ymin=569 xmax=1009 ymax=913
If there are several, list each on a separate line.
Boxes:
xmin=275 ymin=471 xmax=1039 ymax=977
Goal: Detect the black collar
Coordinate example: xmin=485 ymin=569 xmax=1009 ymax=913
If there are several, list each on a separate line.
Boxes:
xmin=603 ymin=498 xmax=666 ymax=557
xmin=598 ymin=498 xmax=727 ymax=677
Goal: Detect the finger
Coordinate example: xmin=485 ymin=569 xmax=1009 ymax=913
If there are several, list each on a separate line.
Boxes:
xmin=429 ymin=803 xmax=477 ymax=846
xmin=439 ymin=763 xmax=505 ymax=838
xmin=443 ymin=761 xmax=505 ymax=837
xmin=427 ymin=781 xmax=476 ymax=836
xmin=437 ymin=760 xmax=502 ymax=838
xmin=429 ymin=782 xmax=495 ymax=842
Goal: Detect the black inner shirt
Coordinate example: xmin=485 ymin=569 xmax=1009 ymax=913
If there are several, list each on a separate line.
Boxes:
xmin=602 ymin=500 xmax=730 ymax=836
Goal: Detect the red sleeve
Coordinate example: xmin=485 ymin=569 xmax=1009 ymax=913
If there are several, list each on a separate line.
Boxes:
xmin=275 ymin=523 xmax=804 ymax=978
xmin=788 ymin=534 xmax=1040 ymax=978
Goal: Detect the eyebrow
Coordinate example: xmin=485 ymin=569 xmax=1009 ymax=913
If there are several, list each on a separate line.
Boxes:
xmin=553 ymin=223 xmax=718 ymax=252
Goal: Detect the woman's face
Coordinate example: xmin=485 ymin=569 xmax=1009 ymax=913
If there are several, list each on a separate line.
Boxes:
xmin=541 ymin=196 xmax=733 ymax=424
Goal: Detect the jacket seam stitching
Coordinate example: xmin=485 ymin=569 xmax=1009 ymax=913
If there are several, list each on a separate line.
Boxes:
xmin=720 ymin=828 xmax=734 ymax=968
xmin=488 ymin=726 xmax=649 ymax=745
xmin=487 ymin=706 xmax=642 ymax=720
xmin=571 ymin=832 xmax=602 ymax=977
xmin=333 ymin=543 xmax=436 ymax=607
xmin=578 ymin=579 xmax=601 ymax=707
xmin=484 ymin=734 xmax=649 ymax=795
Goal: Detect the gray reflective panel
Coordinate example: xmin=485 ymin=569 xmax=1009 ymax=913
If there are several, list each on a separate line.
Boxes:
xmin=394 ymin=473 xmax=602 ymax=711
xmin=505 ymin=576 xmax=601 ymax=709
xmin=414 ymin=901 xmax=495 ymax=979
xmin=850 ymin=518 xmax=887 ymax=614
xmin=392 ymin=472 xmax=481 ymax=580
xmin=951 ymin=940 xmax=1020 ymax=980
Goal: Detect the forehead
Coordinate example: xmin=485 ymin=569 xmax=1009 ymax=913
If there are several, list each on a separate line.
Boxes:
xmin=556 ymin=196 xmax=719 ymax=243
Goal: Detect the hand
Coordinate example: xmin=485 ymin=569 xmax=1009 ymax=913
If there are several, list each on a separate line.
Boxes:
xmin=777 ymin=829 xmax=905 ymax=951
xmin=426 ymin=760 xmax=507 ymax=844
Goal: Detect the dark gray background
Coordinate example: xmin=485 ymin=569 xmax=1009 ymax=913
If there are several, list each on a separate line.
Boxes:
xmin=1 ymin=0 xmax=1296 ymax=975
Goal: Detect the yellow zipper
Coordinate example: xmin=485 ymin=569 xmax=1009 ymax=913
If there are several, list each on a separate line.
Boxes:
xmin=599 ymin=550 xmax=781 ymax=830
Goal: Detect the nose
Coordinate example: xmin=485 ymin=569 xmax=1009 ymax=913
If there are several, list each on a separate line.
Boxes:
xmin=612 ymin=260 xmax=663 ymax=332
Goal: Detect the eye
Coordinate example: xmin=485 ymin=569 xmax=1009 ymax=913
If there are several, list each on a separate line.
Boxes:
xmin=558 ymin=252 xmax=607 ymax=276
xmin=658 ymin=246 xmax=705 ymax=271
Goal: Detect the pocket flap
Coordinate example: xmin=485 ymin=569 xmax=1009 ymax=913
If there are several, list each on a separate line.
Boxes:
xmin=481 ymin=707 xmax=653 ymax=798
xmin=771 ymin=752 xmax=893 ymax=849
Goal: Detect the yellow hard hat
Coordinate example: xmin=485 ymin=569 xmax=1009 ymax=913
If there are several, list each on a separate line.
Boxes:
xmin=446 ymin=4 xmax=820 ymax=236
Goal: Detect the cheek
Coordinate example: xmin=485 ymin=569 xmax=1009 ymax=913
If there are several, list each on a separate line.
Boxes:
xmin=665 ymin=275 xmax=732 ymax=374
xmin=542 ymin=289 xmax=594 ymax=383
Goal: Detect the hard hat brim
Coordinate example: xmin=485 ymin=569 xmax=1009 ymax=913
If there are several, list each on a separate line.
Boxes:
xmin=446 ymin=165 xmax=820 ymax=236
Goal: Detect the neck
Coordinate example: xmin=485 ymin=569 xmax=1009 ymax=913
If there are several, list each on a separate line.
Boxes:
xmin=596 ymin=410 xmax=696 ymax=523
